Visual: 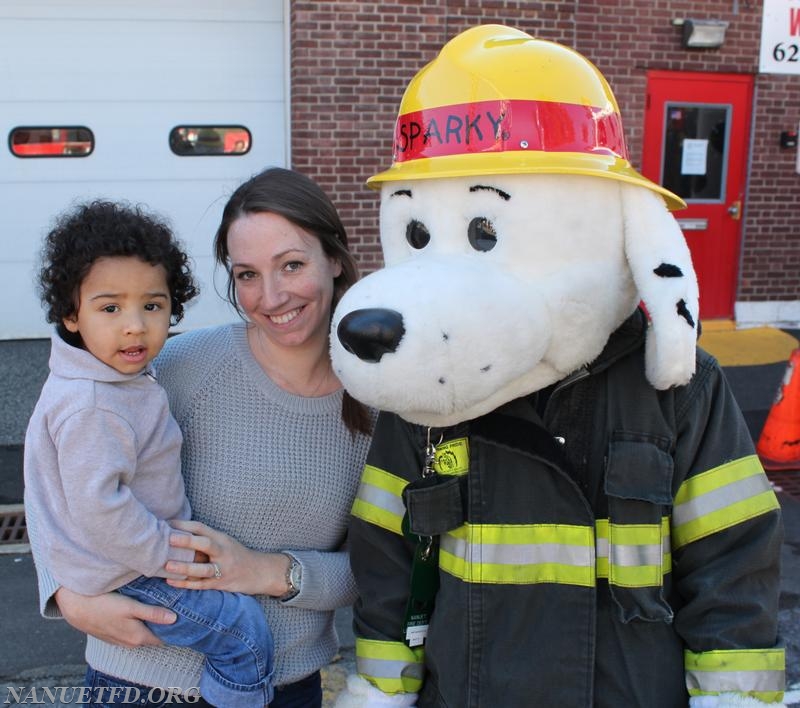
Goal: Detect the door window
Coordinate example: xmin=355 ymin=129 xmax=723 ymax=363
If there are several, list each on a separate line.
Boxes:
xmin=661 ymin=105 xmax=730 ymax=202
xmin=9 ymin=126 xmax=94 ymax=158
xmin=168 ymin=126 xmax=251 ymax=156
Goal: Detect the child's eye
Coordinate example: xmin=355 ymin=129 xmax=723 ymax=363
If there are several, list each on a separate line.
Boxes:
xmin=144 ymin=303 xmax=162 ymax=312
xmin=101 ymin=305 xmax=120 ymax=313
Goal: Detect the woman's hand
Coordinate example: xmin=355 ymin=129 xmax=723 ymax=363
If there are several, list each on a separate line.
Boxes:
xmin=165 ymin=520 xmax=291 ymax=597
xmin=55 ymin=587 xmax=175 ymax=648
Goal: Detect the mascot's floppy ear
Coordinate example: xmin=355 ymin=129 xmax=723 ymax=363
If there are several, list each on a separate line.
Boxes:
xmin=621 ymin=183 xmax=699 ymax=390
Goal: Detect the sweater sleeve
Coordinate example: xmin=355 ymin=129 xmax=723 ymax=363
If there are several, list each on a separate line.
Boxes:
xmin=279 ymin=545 xmax=357 ymax=612
xmin=25 ymin=500 xmax=64 ymax=619
xmin=670 ymin=353 xmax=785 ymax=703
xmin=55 ymin=408 xmax=194 ymax=577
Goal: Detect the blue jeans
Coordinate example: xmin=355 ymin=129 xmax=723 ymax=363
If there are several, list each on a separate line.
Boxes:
xmin=85 ymin=668 xmax=322 ymax=708
xmin=117 ymin=576 xmax=273 ymax=707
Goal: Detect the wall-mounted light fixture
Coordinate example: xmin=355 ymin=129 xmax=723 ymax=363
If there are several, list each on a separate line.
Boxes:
xmin=673 ymin=18 xmax=729 ymax=49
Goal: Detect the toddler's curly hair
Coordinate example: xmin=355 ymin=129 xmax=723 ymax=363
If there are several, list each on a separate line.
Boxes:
xmin=39 ymin=200 xmax=198 ymax=328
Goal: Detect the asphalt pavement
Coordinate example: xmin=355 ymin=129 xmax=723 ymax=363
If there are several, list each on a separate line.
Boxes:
xmin=1 ymin=330 xmax=799 ymax=704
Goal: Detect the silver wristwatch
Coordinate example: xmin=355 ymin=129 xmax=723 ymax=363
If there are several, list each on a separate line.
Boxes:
xmin=280 ymin=554 xmax=302 ymax=601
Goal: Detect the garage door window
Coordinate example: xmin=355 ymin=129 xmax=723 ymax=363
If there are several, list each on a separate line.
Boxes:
xmin=9 ymin=126 xmax=94 ymax=158
xmin=169 ymin=126 xmax=251 ymax=156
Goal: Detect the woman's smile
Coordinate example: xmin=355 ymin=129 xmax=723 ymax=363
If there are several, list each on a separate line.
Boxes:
xmin=268 ymin=306 xmax=303 ymax=325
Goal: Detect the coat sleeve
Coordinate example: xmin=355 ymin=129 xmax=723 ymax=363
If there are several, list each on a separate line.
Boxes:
xmin=349 ymin=411 xmax=427 ymax=697
xmin=670 ymin=351 xmax=785 ymax=705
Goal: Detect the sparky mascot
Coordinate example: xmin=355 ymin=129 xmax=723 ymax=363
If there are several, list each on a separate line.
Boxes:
xmin=332 ymin=26 xmax=786 ymax=708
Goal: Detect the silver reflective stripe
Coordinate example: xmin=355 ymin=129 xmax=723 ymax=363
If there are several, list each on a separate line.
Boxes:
xmin=686 ymin=669 xmax=785 ymax=693
xmin=357 ymin=481 xmax=406 ymax=519
xmin=441 ymin=534 xmax=594 ymax=567
xmin=673 ymin=474 xmax=771 ymax=526
xmin=610 ymin=541 xmax=662 ymax=567
xmin=357 ymin=656 xmax=425 ymax=681
xmin=597 ymin=536 xmax=609 ymax=559
xmin=595 ymin=535 xmax=670 ymax=562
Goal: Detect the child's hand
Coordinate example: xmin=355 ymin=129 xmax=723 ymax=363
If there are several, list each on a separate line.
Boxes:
xmin=167 ymin=519 xmax=208 ymax=564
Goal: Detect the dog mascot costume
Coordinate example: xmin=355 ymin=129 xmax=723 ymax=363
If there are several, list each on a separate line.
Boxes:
xmin=332 ymin=26 xmax=786 ymax=708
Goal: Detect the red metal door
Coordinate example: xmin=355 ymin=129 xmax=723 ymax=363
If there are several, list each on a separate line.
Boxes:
xmin=642 ymin=71 xmax=753 ymax=320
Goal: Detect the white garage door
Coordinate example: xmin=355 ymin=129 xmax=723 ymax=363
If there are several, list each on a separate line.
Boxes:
xmin=0 ymin=0 xmax=288 ymax=338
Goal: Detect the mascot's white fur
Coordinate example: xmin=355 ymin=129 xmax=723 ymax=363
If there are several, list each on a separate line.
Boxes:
xmin=331 ymin=24 xmax=787 ymax=708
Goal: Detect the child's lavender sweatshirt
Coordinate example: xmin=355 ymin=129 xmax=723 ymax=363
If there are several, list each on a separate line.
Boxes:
xmin=24 ymin=331 xmax=194 ymax=595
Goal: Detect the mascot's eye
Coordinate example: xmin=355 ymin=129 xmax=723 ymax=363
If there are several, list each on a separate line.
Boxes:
xmin=406 ymin=220 xmax=431 ymax=249
xmin=468 ymin=217 xmax=497 ymax=252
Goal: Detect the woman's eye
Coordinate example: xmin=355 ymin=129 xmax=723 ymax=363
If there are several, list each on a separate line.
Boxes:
xmin=284 ymin=261 xmax=304 ymax=273
xmin=235 ymin=270 xmax=256 ymax=281
xmin=406 ymin=220 xmax=430 ymax=249
xmin=468 ymin=217 xmax=497 ymax=252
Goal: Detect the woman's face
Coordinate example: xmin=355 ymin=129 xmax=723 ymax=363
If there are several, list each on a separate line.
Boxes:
xmin=227 ymin=211 xmax=342 ymax=353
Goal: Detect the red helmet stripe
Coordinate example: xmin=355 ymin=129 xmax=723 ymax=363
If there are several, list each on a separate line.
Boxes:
xmin=392 ymin=99 xmax=629 ymax=163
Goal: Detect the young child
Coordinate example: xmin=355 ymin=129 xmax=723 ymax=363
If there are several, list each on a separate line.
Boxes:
xmin=24 ymin=200 xmax=273 ymax=708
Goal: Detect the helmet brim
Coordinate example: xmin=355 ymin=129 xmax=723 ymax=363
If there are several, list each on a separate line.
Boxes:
xmin=367 ymin=151 xmax=686 ymax=212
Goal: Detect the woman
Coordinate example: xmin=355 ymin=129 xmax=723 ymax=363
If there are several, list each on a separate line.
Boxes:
xmin=33 ymin=167 xmax=374 ymax=707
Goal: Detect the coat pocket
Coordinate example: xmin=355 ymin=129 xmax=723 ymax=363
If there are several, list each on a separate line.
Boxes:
xmin=603 ymin=433 xmax=674 ymax=623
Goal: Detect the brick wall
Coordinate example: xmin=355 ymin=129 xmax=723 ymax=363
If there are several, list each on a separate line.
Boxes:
xmin=290 ymin=1 xmax=800 ymax=304
xmin=744 ymin=72 xmax=800 ymax=301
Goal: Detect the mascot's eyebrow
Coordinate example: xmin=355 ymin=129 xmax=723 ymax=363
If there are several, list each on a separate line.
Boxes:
xmin=391 ymin=189 xmax=413 ymax=198
xmin=469 ymin=185 xmax=511 ymax=201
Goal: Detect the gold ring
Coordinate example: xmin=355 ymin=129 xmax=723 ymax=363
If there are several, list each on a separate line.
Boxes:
xmin=211 ymin=562 xmax=222 ymax=579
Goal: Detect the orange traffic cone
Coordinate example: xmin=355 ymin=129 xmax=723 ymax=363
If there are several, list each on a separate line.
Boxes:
xmin=757 ymin=348 xmax=800 ymax=471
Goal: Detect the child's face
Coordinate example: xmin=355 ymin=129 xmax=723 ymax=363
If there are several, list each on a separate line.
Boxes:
xmin=63 ymin=256 xmax=172 ymax=374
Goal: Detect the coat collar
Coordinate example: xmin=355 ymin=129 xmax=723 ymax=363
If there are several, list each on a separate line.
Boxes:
xmin=586 ymin=307 xmax=648 ymax=377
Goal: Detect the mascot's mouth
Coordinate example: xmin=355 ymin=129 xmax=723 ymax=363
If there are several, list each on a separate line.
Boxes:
xmin=337 ymin=308 xmax=406 ymax=363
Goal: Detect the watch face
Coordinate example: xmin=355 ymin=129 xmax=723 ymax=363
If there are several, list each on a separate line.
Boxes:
xmin=290 ymin=562 xmax=302 ymax=589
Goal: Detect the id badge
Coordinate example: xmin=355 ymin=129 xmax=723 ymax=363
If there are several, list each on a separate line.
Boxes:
xmin=402 ymin=515 xmax=440 ymax=647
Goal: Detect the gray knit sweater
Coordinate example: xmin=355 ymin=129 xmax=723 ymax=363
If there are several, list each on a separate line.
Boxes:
xmin=34 ymin=323 xmax=373 ymax=689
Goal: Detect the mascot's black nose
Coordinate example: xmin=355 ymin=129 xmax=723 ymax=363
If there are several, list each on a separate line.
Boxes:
xmin=337 ymin=309 xmax=405 ymax=363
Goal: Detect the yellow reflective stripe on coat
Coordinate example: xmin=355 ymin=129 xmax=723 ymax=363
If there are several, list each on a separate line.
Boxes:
xmin=351 ymin=465 xmax=407 ymax=535
xmin=356 ymin=638 xmax=425 ymax=695
xmin=440 ymin=520 xmax=673 ymax=587
xmin=672 ymin=455 xmax=779 ymax=549
xmin=685 ymin=647 xmax=785 ymax=703
xmin=440 ymin=523 xmax=596 ymax=586
xmin=596 ymin=518 xmax=671 ymax=587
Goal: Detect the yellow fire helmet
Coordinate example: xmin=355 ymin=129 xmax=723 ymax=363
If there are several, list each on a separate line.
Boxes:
xmin=367 ymin=24 xmax=685 ymax=211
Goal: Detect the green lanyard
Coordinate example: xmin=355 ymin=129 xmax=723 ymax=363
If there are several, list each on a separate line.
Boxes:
xmin=402 ymin=428 xmax=441 ymax=647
